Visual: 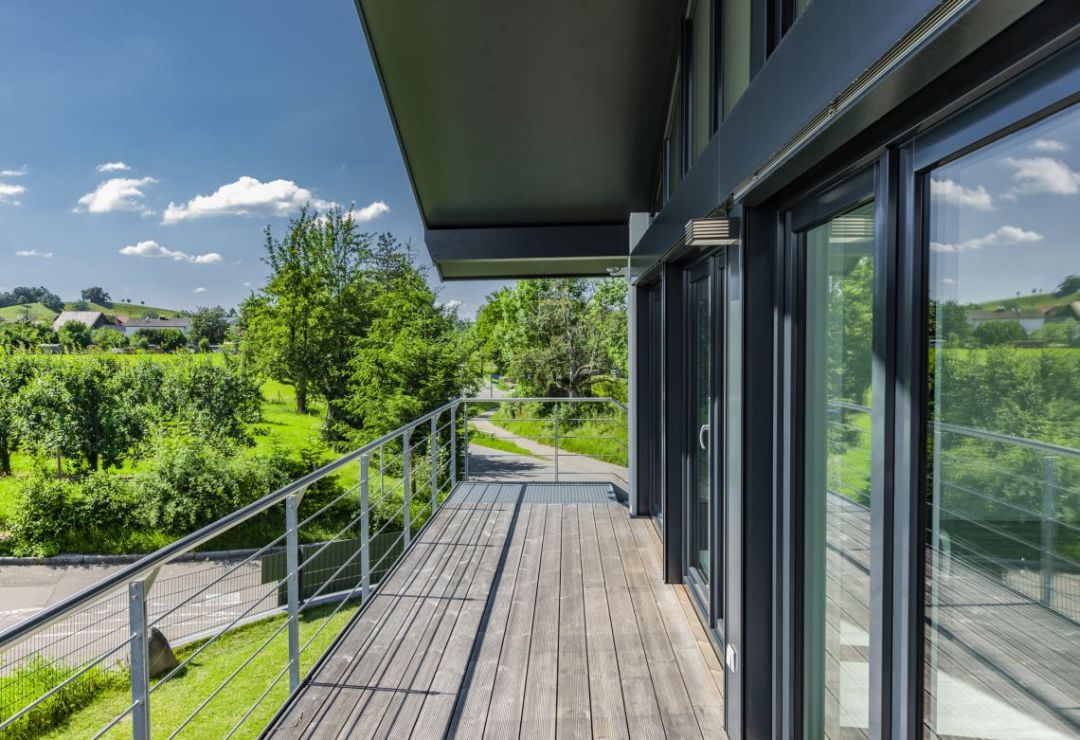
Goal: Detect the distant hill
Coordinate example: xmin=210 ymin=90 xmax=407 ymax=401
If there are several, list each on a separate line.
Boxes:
xmin=0 ymin=302 xmax=59 ymax=323
xmin=978 ymin=290 xmax=1080 ymax=311
xmin=62 ymin=301 xmax=180 ymax=319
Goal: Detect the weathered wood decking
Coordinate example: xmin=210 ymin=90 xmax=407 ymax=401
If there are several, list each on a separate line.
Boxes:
xmin=266 ymin=482 xmax=725 ymax=739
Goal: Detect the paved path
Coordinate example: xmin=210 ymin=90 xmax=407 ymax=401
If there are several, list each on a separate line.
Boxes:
xmin=467 ymin=411 xmax=629 ymax=488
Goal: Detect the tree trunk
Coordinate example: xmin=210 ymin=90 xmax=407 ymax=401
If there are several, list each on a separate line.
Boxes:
xmin=296 ymin=382 xmax=308 ymax=414
xmin=87 ymin=450 xmax=99 ymax=472
xmin=0 ymin=443 xmax=10 ymax=476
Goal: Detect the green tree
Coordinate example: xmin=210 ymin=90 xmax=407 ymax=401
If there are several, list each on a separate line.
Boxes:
xmin=58 ymin=320 xmax=92 ymax=349
xmin=0 ymin=354 xmax=35 ymax=474
xmin=157 ymin=328 xmax=187 ymax=352
xmin=1054 ymin=274 xmax=1080 ymax=298
xmin=189 ymin=305 xmax=229 ymax=346
xmin=80 ymin=287 xmax=111 ymax=305
xmin=91 ymin=328 xmax=127 ymax=349
xmin=14 ymin=357 xmax=148 ymax=472
xmin=242 ymin=207 xmax=372 ymax=423
xmin=1033 ymin=319 xmax=1079 ymax=345
xmin=973 ymin=320 xmax=1027 ymax=347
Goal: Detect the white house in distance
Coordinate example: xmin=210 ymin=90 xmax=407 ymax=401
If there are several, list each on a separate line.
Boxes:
xmin=118 ymin=317 xmax=191 ymax=337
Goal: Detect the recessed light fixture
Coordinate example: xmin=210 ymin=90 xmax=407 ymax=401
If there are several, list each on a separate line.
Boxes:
xmin=685 ymin=217 xmax=740 ymax=248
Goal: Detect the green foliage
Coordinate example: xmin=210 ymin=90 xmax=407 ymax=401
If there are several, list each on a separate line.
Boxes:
xmin=135 ymin=438 xmax=292 ymax=534
xmin=0 ymin=286 xmax=64 ymax=313
xmin=973 ymin=319 xmax=1027 ymax=347
xmin=156 ymin=356 xmax=262 ymax=444
xmin=1055 ymin=274 xmax=1080 ymax=298
xmin=57 ymin=320 xmax=92 ymax=349
xmin=0 ymin=322 xmax=56 ymax=349
xmin=0 ymin=353 xmax=35 ymax=474
xmin=1032 ymin=319 xmax=1079 ymax=346
xmin=91 ymin=328 xmax=127 ymax=349
xmin=471 ymin=278 xmax=628 ymax=399
xmin=189 ymin=305 xmax=229 ymax=346
xmin=80 ymin=287 xmax=111 ymax=305
xmin=133 ymin=327 xmax=185 ymax=351
xmin=0 ymin=656 xmax=125 ymax=739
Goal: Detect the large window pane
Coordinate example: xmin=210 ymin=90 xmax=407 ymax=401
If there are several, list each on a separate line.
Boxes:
xmin=925 ymin=104 xmax=1080 ymax=738
xmin=691 ymin=0 xmax=713 ymax=159
xmin=804 ymin=201 xmax=875 ymax=739
xmin=721 ymin=0 xmax=750 ymax=118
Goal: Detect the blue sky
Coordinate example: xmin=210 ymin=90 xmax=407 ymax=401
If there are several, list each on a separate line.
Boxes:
xmin=0 ymin=0 xmax=507 ymax=316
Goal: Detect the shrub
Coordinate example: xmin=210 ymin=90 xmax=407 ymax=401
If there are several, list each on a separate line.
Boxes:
xmin=0 ymin=657 xmax=125 ymax=740
xmin=135 ymin=439 xmax=292 ymax=534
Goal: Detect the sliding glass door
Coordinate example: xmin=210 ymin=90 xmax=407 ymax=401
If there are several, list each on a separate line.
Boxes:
xmin=687 ymin=261 xmax=714 ymax=613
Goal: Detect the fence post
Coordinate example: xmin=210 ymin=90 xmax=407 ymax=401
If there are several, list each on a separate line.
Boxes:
xmin=431 ymin=415 xmax=439 ymax=513
xmin=403 ymin=429 xmax=412 ymax=548
xmin=463 ymin=403 xmax=470 ymax=481
xmin=360 ymin=452 xmax=371 ymax=602
xmin=450 ymin=404 xmax=458 ymax=488
xmin=554 ymin=415 xmax=560 ymax=483
xmin=1042 ymin=455 xmax=1058 ymax=608
xmin=285 ymin=491 xmax=301 ymax=693
xmin=129 ymin=580 xmax=151 ymax=740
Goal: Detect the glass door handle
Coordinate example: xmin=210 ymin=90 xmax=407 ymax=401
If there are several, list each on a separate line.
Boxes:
xmin=698 ymin=423 xmax=710 ymax=451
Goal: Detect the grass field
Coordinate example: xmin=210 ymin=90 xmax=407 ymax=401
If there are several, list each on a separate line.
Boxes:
xmin=978 ymin=289 xmax=1080 ymax=311
xmin=6 ymin=602 xmax=357 ymax=739
xmin=62 ymin=301 xmax=179 ymax=319
xmin=488 ymin=412 xmax=629 ymax=467
xmin=467 ymin=424 xmax=539 ymax=458
xmin=0 ymin=303 xmax=58 ymax=324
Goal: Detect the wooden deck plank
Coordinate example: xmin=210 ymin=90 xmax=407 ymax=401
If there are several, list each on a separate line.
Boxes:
xmin=265 ymin=490 xmax=477 ymax=734
xmin=578 ymin=504 xmax=630 ymax=740
xmin=409 ymin=491 xmax=532 ymax=738
xmin=518 ymin=501 xmax=562 ymax=737
xmin=447 ymin=502 xmax=540 ymax=739
xmin=375 ymin=501 xmax=515 ymax=738
xmin=556 ymin=504 xmax=592 ymax=739
xmin=593 ymin=504 xmax=667 ymax=740
xmin=328 ymin=494 xmax=500 ymax=738
xmin=606 ymin=505 xmax=703 ymax=739
xmin=482 ymin=504 xmax=549 ymax=738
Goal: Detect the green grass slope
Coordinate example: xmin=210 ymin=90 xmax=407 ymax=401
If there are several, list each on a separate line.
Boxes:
xmin=62 ymin=301 xmax=179 ymax=319
xmin=0 ymin=302 xmax=59 ymax=323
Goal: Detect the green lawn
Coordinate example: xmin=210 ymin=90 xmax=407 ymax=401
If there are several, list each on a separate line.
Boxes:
xmin=978 ymin=289 xmax=1080 ymax=311
xmin=63 ymin=301 xmax=179 ymax=319
xmin=20 ymin=603 xmax=357 ymax=740
xmin=0 ymin=303 xmax=58 ymax=324
xmin=467 ymin=424 xmax=539 ymax=458
xmin=488 ymin=413 xmax=628 ymax=467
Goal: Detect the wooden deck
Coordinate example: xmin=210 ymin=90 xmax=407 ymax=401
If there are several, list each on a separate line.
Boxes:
xmin=266 ymin=482 xmax=725 ymax=739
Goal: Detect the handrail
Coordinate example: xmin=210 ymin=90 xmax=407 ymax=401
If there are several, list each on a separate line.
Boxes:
xmin=0 ymin=397 xmax=459 ymax=652
xmin=828 ymin=399 xmax=1080 ymax=460
xmin=0 ymin=395 xmax=623 ymax=651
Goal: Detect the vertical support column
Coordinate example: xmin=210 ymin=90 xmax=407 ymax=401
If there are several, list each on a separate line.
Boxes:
xmin=430 ymin=416 xmax=439 ymax=513
xmin=1042 ymin=455 xmax=1058 ymax=607
xmin=463 ymin=404 xmax=470 ymax=481
xmin=628 ymin=279 xmax=640 ymax=515
xmin=360 ymin=452 xmax=371 ymax=602
xmin=553 ymin=414 xmax=560 ymax=483
xmin=285 ymin=492 xmax=301 ymax=693
xmin=402 ymin=429 xmax=412 ymax=548
xmin=129 ymin=580 xmax=151 ymax=740
xmin=450 ymin=404 xmax=458 ymax=488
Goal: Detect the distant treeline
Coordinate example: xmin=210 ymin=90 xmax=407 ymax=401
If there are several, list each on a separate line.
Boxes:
xmin=0 ymin=286 xmax=63 ymax=312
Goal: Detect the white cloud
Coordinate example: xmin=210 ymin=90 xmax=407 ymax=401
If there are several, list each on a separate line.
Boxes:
xmin=1001 ymin=156 xmax=1080 ymax=195
xmin=1030 ymin=138 xmax=1068 ymax=153
xmin=162 ymin=176 xmax=337 ymax=224
xmin=442 ymin=299 xmax=463 ymax=311
xmin=0 ymin=166 xmax=27 ymax=177
xmin=930 ymin=178 xmax=994 ymax=210
xmin=75 ymin=176 xmax=157 ymax=213
xmin=346 ymin=201 xmax=390 ymax=222
xmin=118 ymin=240 xmax=223 ymax=264
xmin=193 ymin=287 xmax=207 ymax=294
xmin=243 ymin=281 xmax=253 ymax=288
xmin=0 ymin=182 xmax=26 ymax=206
xmin=930 ymin=224 xmax=1043 ymax=253
xmin=96 ymin=161 xmax=131 ymax=173
xmin=14 ymin=248 xmax=52 ymax=258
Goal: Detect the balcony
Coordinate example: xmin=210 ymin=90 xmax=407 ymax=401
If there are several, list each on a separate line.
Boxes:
xmin=0 ymin=398 xmax=723 ymax=739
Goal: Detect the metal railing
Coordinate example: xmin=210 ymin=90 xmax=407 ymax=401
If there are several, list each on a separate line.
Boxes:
xmin=826 ymin=400 xmax=1080 ymax=621
xmin=460 ymin=397 xmax=628 ymax=484
xmin=0 ymin=395 xmax=624 ymax=738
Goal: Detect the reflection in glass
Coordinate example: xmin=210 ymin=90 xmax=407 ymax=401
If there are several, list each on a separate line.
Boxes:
xmin=689 ymin=268 xmax=711 ymax=583
xmin=926 ymin=104 xmax=1080 ymax=738
xmin=668 ymin=82 xmax=684 ymax=196
xmin=722 ymin=0 xmax=750 ymax=118
xmin=804 ymin=201 xmax=875 ymax=739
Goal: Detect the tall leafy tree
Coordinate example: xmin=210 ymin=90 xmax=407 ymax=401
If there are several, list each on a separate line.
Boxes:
xmin=80 ymin=287 xmax=111 ymax=305
xmin=0 ymin=354 xmax=35 ymax=474
xmin=189 ymin=306 xmax=229 ymax=347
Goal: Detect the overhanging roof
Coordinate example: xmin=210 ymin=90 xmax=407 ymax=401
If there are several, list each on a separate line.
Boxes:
xmin=355 ymin=1 xmax=683 ymax=279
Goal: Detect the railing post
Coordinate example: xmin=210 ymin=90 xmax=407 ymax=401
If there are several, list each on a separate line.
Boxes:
xmin=402 ymin=429 xmax=412 ymax=548
xmin=129 ymin=580 xmax=151 ymax=740
xmin=463 ymin=403 xmax=470 ymax=481
xmin=431 ymin=415 xmax=439 ymax=513
xmin=450 ymin=404 xmax=458 ymax=488
xmin=360 ymin=452 xmax=371 ymax=602
xmin=285 ymin=491 xmax=301 ymax=693
xmin=554 ymin=414 xmax=560 ymax=483
xmin=1042 ymin=455 xmax=1058 ymax=607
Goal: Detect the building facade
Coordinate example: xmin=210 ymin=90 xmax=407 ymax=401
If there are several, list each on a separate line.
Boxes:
xmin=358 ymin=2 xmax=1080 ymax=737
